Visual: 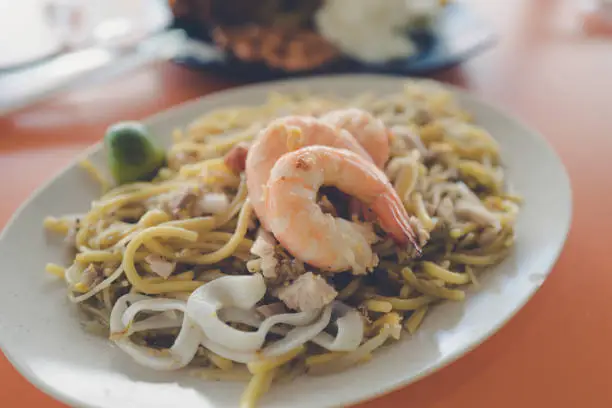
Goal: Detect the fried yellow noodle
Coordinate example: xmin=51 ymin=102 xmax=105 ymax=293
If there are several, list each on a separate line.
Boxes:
xmin=44 ymin=80 xmax=520 ymax=408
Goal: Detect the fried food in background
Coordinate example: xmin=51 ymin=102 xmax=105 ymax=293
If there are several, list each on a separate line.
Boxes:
xmin=212 ymin=25 xmax=339 ymax=71
xmin=169 ymin=0 xmax=340 ymax=71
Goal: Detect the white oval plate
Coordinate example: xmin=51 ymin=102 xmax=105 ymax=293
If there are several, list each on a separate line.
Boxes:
xmin=0 ymin=75 xmax=571 ymax=408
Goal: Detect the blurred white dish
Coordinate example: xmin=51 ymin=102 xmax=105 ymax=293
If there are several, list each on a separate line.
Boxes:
xmin=0 ymin=74 xmax=571 ymax=408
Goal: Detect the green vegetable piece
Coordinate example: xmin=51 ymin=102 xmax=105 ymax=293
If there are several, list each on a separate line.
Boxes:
xmin=104 ymin=121 xmax=165 ymax=185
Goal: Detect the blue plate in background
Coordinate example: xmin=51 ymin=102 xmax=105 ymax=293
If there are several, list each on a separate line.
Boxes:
xmin=171 ymin=3 xmax=495 ymax=80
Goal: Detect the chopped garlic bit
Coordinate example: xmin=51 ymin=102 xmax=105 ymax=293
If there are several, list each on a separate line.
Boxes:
xmin=145 ymin=254 xmax=176 ymax=278
xmin=197 ymin=192 xmax=230 ymax=215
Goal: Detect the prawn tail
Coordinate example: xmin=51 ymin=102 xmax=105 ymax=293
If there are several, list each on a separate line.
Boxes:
xmin=393 ymin=207 xmax=422 ymax=256
xmin=400 ymin=219 xmax=422 ymax=256
xmin=372 ymin=195 xmax=422 ymax=255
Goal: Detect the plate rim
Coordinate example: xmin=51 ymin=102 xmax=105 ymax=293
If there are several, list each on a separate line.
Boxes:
xmin=0 ymin=73 xmax=573 ymax=408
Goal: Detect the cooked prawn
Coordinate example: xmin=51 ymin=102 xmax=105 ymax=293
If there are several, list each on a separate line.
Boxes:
xmin=322 ymin=108 xmax=390 ymax=168
xmin=265 ymin=145 xmax=420 ymax=274
xmin=245 ymin=116 xmax=372 ymax=228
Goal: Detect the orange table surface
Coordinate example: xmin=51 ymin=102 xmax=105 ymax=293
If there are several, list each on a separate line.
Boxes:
xmin=2 ymin=1 xmax=612 ymax=407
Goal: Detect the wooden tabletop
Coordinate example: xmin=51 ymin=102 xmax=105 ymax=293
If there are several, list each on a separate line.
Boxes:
xmin=2 ymin=1 xmax=612 ymax=407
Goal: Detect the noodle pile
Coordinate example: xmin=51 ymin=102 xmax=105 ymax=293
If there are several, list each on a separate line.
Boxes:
xmin=44 ymin=79 xmax=520 ymax=408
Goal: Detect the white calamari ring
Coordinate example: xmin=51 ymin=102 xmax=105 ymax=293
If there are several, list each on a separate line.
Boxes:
xmin=220 ymin=301 xmax=364 ymax=353
xmin=310 ymin=302 xmax=364 ymax=351
xmin=110 ymin=294 xmax=200 ymax=370
xmin=186 ymin=274 xmax=320 ymax=351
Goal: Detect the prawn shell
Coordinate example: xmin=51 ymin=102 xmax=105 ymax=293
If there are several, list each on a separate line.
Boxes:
xmin=265 ymin=145 xmax=420 ymax=273
xmin=245 ymin=116 xmax=373 ymax=229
